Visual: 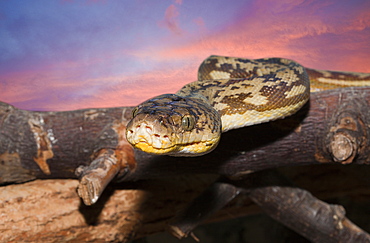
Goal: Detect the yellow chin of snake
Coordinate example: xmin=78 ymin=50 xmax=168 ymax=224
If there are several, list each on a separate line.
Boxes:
xmin=134 ymin=141 xmax=175 ymax=154
xmin=133 ymin=138 xmax=220 ymax=156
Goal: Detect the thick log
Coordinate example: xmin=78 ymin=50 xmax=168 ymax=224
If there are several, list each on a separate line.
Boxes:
xmin=1 ymin=165 xmax=369 ymax=242
xmin=1 ymin=87 xmax=370 ymax=185
xmin=0 ymin=176 xmax=218 ymax=242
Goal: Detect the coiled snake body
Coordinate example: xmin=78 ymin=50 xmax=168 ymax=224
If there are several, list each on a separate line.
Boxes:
xmin=126 ymin=56 xmax=370 ymax=156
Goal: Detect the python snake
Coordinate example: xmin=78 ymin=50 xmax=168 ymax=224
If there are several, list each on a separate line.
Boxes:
xmin=126 ymin=56 xmax=370 ymax=156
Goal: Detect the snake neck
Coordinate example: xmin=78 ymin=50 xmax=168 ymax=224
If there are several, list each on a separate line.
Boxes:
xmin=176 ymin=80 xmax=216 ymax=107
xmin=184 ymin=93 xmax=213 ymax=108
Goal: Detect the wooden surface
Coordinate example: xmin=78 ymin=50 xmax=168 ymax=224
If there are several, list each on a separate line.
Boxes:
xmin=1 ymin=165 xmax=369 ymax=242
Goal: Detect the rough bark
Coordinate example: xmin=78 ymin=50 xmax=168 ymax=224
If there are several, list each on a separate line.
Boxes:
xmin=167 ymin=168 xmax=370 ymax=243
xmin=249 ymin=186 xmax=369 ymax=243
xmin=1 ymin=87 xmax=370 ymax=242
xmin=1 ymin=165 xmax=369 ymax=242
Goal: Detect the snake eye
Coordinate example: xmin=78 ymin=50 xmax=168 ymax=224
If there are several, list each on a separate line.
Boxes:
xmin=181 ymin=115 xmax=195 ymax=131
xmin=132 ymin=107 xmax=139 ymax=118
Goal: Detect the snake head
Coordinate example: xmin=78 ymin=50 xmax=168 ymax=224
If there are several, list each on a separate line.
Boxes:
xmin=126 ymin=94 xmax=221 ymax=156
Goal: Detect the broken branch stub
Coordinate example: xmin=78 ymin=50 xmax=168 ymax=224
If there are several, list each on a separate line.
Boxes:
xmin=77 ymin=123 xmax=137 ymax=205
xmin=316 ymin=96 xmax=370 ymax=165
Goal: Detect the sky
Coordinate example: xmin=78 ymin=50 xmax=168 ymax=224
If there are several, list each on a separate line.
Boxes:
xmin=0 ymin=0 xmax=369 ymax=111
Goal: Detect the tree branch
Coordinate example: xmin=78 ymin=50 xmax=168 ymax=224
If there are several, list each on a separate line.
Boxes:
xmin=1 ymin=87 xmax=370 ymax=186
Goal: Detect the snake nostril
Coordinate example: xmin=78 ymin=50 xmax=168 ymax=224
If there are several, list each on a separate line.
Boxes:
xmin=154 ymin=134 xmax=160 ymax=138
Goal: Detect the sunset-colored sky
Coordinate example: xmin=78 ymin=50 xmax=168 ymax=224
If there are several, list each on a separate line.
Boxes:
xmin=1 ymin=0 xmax=369 ymax=111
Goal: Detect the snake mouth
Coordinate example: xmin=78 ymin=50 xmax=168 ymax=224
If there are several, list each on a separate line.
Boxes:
xmin=133 ymin=138 xmax=220 ymax=156
xmin=134 ymin=141 xmax=176 ymax=154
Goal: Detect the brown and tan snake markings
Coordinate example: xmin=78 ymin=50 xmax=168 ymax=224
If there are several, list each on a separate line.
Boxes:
xmin=126 ymin=55 xmax=370 ymax=156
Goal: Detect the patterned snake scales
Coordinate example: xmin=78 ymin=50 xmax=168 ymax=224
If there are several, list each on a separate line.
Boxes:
xmin=126 ymin=55 xmax=370 ymax=156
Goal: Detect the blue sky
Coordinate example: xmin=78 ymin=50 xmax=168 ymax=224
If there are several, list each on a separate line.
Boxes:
xmin=0 ymin=0 xmax=369 ymax=110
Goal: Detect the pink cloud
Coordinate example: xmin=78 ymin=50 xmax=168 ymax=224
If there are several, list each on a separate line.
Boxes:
xmin=86 ymin=65 xmax=197 ymax=109
xmin=151 ymin=1 xmax=370 ymax=72
xmin=42 ymin=64 xmax=198 ymax=111
xmin=1 ymin=55 xmax=199 ymax=111
xmin=158 ymin=4 xmax=183 ymax=35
